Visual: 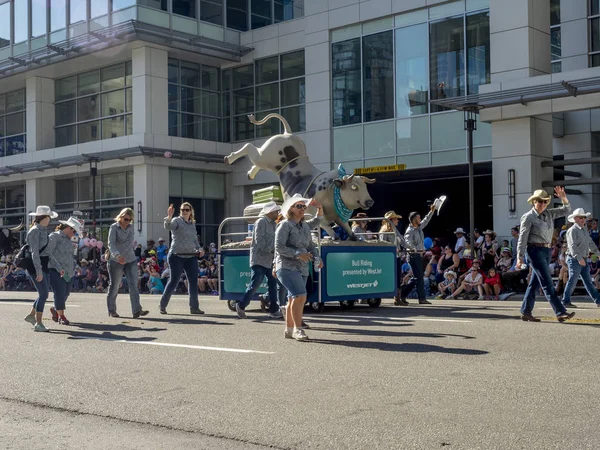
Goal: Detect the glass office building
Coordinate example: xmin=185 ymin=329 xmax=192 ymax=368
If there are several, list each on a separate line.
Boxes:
xmin=0 ymin=0 xmax=599 ymax=241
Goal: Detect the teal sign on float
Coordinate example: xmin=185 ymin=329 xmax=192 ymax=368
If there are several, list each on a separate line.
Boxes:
xmin=223 ymin=256 xmax=268 ymax=294
xmin=326 ymin=252 xmax=395 ymax=297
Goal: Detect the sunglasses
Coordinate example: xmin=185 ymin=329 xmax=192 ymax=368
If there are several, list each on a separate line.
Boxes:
xmin=294 ymin=204 xmax=307 ymax=210
xmin=122 ymin=217 xmax=131 ymax=222
xmin=181 ymin=208 xmax=191 ymax=212
xmin=537 ymin=200 xmax=550 ymax=204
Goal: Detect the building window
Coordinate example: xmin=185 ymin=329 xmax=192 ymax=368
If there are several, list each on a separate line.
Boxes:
xmin=332 ymin=38 xmax=362 ymax=127
xmin=227 ymin=0 xmax=248 ymax=31
xmin=55 ymin=62 xmax=133 ymax=148
xmin=173 ymin=0 xmax=196 ymax=18
xmin=551 ymin=0 xmax=561 ymax=72
xmin=395 ymin=23 xmax=429 ymax=118
xmin=590 ymin=0 xmax=600 ymax=66
xmin=201 ymin=0 xmax=223 ymax=25
xmin=363 ymin=31 xmax=394 ymax=122
xmin=251 ymin=0 xmax=272 ymax=30
xmin=14 ymin=0 xmax=29 ymax=43
xmin=169 ymin=168 xmax=225 ymax=245
xmin=274 ymin=0 xmax=303 ymax=23
xmin=70 ymin=0 xmax=87 ymax=24
xmin=91 ymin=0 xmax=109 ymax=18
xmin=32 ymin=0 xmax=48 ymax=37
xmin=139 ymin=0 xmax=168 ymax=11
xmin=168 ymin=59 xmax=221 ymax=142
xmin=50 ymin=0 xmax=67 ymax=31
xmin=54 ymin=172 xmax=134 ymax=241
xmin=223 ymin=50 xmax=306 ymax=142
xmin=0 ymin=89 xmax=27 ymax=157
xmin=112 ymin=0 xmax=136 ymax=11
xmin=0 ymin=2 xmax=10 ymax=48
xmin=466 ymin=11 xmax=490 ymax=93
xmin=0 ymin=185 xmax=26 ymax=226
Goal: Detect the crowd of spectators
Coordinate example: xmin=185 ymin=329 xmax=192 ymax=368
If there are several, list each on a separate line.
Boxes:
xmin=0 ymin=234 xmax=220 ymax=295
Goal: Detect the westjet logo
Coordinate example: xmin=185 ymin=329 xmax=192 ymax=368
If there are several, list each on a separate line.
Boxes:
xmin=346 ymin=280 xmax=379 ymax=289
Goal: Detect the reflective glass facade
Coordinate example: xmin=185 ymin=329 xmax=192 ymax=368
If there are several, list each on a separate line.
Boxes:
xmin=0 ymin=89 xmax=26 ymax=157
xmin=168 ymin=59 xmax=222 ymax=142
xmin=55 ymin=62 xmax=133 ymax=147
xmin=331 ymin=4 xmax=491 ymax=170
xmin=223 ymin=50 xmax=305 ymax=142
xmin=0 ymin=185 xmax=26 ymax=226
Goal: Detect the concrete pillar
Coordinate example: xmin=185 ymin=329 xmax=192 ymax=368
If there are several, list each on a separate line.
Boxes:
xmin=490 ymin=0 xmax=550 ymax=82
xmin=132 ymin=45 xmax=169 ymax=137
xmin=133 ymin=164 xmax=170 ymax=245
xmin=25 ymin=77 xmax=55 ymax=151
xmin=26 ymin=178 xmax=56 ymax=220
xmin=492 ymin=116 xmax=554 ymax=239
xmin=559 ymin=0 xmax=588 ymax=72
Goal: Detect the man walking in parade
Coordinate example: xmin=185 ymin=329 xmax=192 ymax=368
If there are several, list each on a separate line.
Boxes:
xmin=236 ymin=202 xmax=282 ymax=319
xmin=562 ymin=207 xmax=600 ymax=308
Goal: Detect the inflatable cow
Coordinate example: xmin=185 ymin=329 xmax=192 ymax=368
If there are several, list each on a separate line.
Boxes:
xmin=224 ymin=114 xmax=375 ymax=240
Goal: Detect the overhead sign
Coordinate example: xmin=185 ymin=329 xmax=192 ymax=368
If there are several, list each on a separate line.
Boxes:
xmin=354 ymin=164 xmax=406 ymax=175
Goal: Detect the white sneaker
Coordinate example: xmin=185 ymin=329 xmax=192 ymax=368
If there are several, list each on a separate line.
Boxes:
xmin=33 ymin=323 xmax=49 ymax=332
xmin=235 ymin=303 xmax=247 ymax=319
xmin=24 ymin=314 xmax=36 ymax=325
xmin=284 ymin=329 xmax=293 ymax=339
xmin=292 ymin=328 xmax=309 ymax=341
xmin=478 ymin=295 xmax=485 ymax=300
xmin=269 ymin=310 xmax=283 ymax=319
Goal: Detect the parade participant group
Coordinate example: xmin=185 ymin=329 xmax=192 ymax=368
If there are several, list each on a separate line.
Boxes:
xmin=19 ymin=185 xmax=600 ymax=339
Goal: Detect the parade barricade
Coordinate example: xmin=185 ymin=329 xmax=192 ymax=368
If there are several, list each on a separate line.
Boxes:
xmin=218 ymin=216 xmax=397 ymax=312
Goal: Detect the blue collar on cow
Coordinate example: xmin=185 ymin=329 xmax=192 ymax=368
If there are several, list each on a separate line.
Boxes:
xmin=333 ymin=164 xmax=353 ymax=223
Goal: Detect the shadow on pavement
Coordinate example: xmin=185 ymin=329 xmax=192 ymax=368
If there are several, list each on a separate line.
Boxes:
xmin=314 ymin=326 xmax=476 ymax=340
xmin=72 ymin=322 xmax=166 ymax=333
xmin=139 ymin=316 xmax=233 ymax=326
xmin=49 ymin=329 xmax=158 ymax=342
xmin=310 ymin=339 xmax=488 ymax=355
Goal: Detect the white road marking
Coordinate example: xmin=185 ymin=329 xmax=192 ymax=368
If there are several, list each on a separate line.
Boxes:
xmin=314 ymin=314 xmax=472 ymax=323
xmin=0 ymin=302 xmax=81 ymax=307
xmin=69 ymin=336 xmax=275 ymax=354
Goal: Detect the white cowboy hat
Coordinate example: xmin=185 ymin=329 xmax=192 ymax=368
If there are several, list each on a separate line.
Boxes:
xmin=281 ymin=194 xmax=311 ymax=217
xmin=444 ymin=270 xmax=456 ymax=280
xmin=260 ymin=201 xmax=282 ymax=216
xmin=28 ymin=205 xmax=58 ymax=218
xmin=568 ymin=207 xmax=592 ymax=223
xmin=59 ymin=217 xmax=83 ymax=234
xmin=158 ymin=237 xmax=165 ymax=242
xmin=454 ymin=227 xmax=465 ymax=234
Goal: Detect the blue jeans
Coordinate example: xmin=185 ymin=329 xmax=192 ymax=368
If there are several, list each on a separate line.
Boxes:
xmin=107 ymin=260 xmax=142 ymax=315
xmin=521 ymin=246 xmax=567 ymax=316
xmin=563 ymin=256 xmax=600 ymax=305
xmin=48 ymin=269 xmax=72 ymax=310
xmin=31 ymin=273 xmax=50 ymax=313
xmin=161 ymin=254 xmax=199 ymax=311
xmin=239 ymin=265 xmax=279 ymax=313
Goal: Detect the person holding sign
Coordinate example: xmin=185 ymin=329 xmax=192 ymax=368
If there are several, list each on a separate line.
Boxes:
xmin=235 ymin=202 xmax=282 ymax=320
xmin=160 ymin=203 xmax=205 ymax=315
xmin=401 ymin=203 xmax=438 ymax=305
xmin=517 ymin=187 xmax=575 ymax=322
xmin=45 ymin=217 xmax=82 ymax=326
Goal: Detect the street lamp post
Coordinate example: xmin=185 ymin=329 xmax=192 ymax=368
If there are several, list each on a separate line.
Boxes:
xmin=89 ymin=159 xmax=98 ymax=238
xmin=458 ymin=103 xmax=484 ymax=260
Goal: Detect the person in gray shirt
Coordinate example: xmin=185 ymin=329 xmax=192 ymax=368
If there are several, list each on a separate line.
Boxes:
xmin=23 ymin=205 xmax=57 ymax=332
xmin=235 ymin=202 xmax=282 ymax=320
xmin=517 ymin=187 xmax=575 ymax=322
xmin=45 ymin=217 xmax=82 ymax=326
xmin=107 ymin=208 xmax=148 ymax=319
xmin=401 ymin=203 xmax=437 ymax=305
xmin=562 ymin=208 xmax=600 ymax=307
xmin=160 ymin=202 xmax=205 ymax=315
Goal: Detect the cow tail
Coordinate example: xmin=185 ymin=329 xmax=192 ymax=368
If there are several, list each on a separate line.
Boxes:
xmin=247 ymin=113 xmax=293 ymax=135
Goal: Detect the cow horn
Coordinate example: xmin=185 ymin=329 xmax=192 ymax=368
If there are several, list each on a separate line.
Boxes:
xmin=361 ymin=177 xmax=376 ymax=184
xmin=342 ymin=174 xmax=355 ymax=182
xmin=9 ymin=222 xmax=24 ymax=231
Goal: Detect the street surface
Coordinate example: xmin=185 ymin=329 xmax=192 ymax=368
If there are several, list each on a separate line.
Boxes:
xmin=1 ymin=292 xmax=599 ymax=450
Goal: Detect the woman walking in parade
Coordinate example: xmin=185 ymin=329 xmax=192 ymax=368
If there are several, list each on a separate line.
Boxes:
xmin=45 ymin=217 xmax=82 ymax=326
xmin=107 ymin=208 xmax=148 ymax=318
xmin=380 ymin=211 xmax=407 ymax=305
xmin=23 ymin=206 xmax=57 ymax=332
xmin=517 ymin=187 xmax=575 ymax=322
xmin=275 ymin=194 xmax=322 ymax=341
xmin=160 ymin=202 xmax=205 ymax=315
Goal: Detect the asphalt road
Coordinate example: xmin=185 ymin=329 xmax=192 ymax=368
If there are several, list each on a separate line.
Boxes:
xmin=1 ymin=291 xmax=599 ymax=450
